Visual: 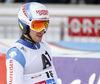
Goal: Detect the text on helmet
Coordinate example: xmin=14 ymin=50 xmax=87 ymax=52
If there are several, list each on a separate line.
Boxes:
xmin=36 ymin=10 xmax=48 ymax=16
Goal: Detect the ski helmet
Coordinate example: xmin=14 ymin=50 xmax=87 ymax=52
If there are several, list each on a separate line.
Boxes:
xmin=18 ymin=2 xmax=49 ymax=34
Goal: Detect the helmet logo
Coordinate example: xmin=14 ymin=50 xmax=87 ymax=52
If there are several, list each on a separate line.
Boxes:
xmin=36 ymin=10 xmax=48 ymax=16
xmin=19 ymin=22 xmax=24 ymax=29
xmin=22 ymin=5 xmax=28 ymax=18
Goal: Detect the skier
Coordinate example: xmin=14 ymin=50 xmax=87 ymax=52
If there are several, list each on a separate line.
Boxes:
xmin=6 ymin=2 xmax=59 ymax=84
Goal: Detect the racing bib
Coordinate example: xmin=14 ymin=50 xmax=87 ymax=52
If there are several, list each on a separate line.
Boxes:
xmin=23 ymin=69 xmax=57 ymax=84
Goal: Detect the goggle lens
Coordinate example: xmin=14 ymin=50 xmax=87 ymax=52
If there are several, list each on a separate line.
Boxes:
xmin=31 ymin=20 xmax=49 ymax=32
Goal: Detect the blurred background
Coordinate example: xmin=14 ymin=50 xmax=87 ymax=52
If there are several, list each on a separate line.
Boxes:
xmin=0 ymin=0 xmax=100 ymax=84
xmin=0 ymin=0 xmax=100 ymax=43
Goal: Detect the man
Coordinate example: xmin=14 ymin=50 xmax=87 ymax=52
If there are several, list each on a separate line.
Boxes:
xmin=6 ymin=2 xmax=59 ymax=84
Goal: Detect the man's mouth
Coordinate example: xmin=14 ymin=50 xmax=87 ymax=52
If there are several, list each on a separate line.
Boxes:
xmin=37 ymin=34 xmax=42 ymax=37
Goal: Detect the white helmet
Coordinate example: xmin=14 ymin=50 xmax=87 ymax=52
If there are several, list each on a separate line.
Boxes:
xmin=18 ymin=2 xmax=49 ymax=34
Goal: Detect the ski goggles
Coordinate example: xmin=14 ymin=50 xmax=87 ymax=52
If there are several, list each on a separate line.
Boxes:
xmin=30 ymin=20 xmax=49 ymax=32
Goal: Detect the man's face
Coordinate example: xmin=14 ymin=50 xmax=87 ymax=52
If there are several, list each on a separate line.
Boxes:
xmin=29 ymin=29 xmax=45 ymax=42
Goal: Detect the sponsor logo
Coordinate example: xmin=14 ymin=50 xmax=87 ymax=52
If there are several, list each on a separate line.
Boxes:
xmin=31 ymin=74 xmax=42 ymax=79
xmin=9 ymin=51 xmax=17 ymax=58
xmin=46 ymin=79 xmax=56 ymax=84
xmin=9 ymin=60 xmax=13 ymax=84
xmin=68 ymin=17 xmax=100 ymax=37
xmin=20 ymin=46 xmax=26 ymax=52
xmin=35 ymin=79 xmax=56 ymax=84
xmin=36 ymin=10 xmax=48 ymax=16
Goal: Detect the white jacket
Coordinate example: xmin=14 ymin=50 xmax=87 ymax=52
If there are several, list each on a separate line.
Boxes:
xmin=6 ymin=37 xmax=59 ymax=84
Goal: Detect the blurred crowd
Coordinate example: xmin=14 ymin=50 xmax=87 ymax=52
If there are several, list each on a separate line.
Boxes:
xmin=0 ymin=0 xmax=100 ymax=4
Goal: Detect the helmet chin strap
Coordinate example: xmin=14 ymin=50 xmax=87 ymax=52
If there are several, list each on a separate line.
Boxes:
xmin=27 ymin=34 xmax=36 ymax=48
xmin=22 ymin=32 xmax=37 ymax=49
xmin=27 ymin=33 xmax=33 ymax=41
xmin=27 ymin=33 xmax=36 ymax=43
